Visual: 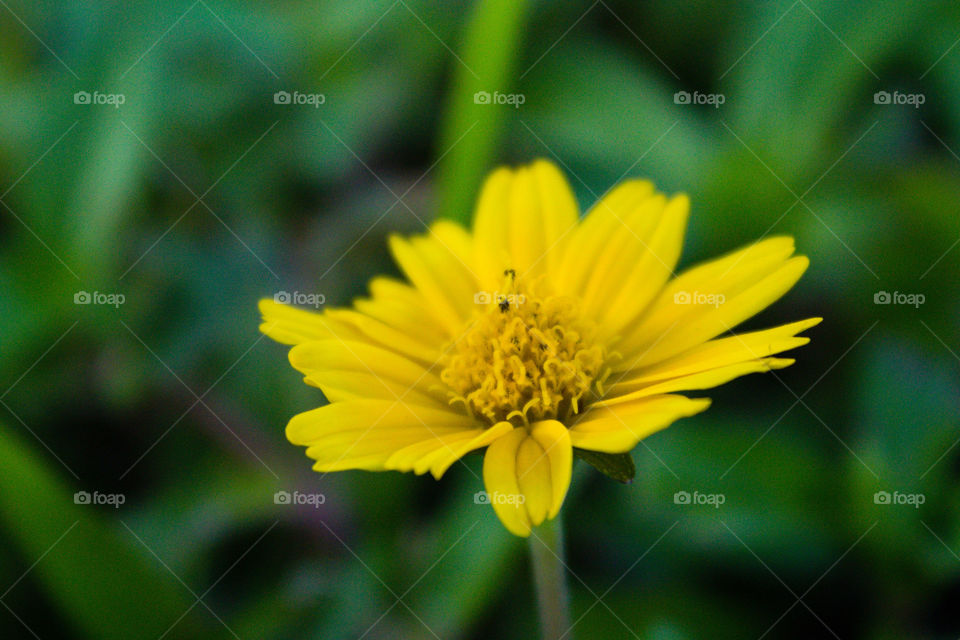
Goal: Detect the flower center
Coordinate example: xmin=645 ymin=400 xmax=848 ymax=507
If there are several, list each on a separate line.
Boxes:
xmin=439 ymin=271 xmax=610 ymax=427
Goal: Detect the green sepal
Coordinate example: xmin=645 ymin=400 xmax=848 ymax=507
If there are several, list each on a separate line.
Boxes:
xmin=574 ymin=449 xmax=635 ymax=484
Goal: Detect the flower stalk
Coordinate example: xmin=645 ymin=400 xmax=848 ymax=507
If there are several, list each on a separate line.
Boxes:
xmin=529 ymin=516 xmax=571 ymax=640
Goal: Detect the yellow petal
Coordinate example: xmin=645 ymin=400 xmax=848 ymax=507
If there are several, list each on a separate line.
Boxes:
xmin=258 ymin=298 xmax=351 ymax=345
xmin=603 ymin=358 xmax=795 ymax=403
xmin=578 ymin=193 xmax=667 ymax=308
xmin=388 ymin=231 xmax=474 ymax=335
xmin=384 ymin=425 xmax=505 ymax=476
xmin=528 ymin=420 xmax=572 ymax=519
xmin=553 ymin=179 xmax=656 ymax=296
xmin=425 ymin=421 xmax=514 ymax=479
xmin=618 ymin=237 xmax=808 ymax=367
xmin=354 ymin=277 xmax=449 ymax=347
xmin=473 ymin=159 xmax=579 ymax=287
xmin=610 ymin=318 xmax=822 ymax=395
xmin=569 ymin=394 xmax=711 ymax=453
xmin=597 ymin=193 xmax=690 ymax=339
xmin=515 ymin=435 xmax=553 ymax=525
xmin=288 ymin=339 xmax=447 ymax=406
xmin=382 ymin=421 xmax=513 ymax=478
xmin=286 ymin=400 xmax=474 ymax=471
xmin=418 ymin=220 xmax=479 ymax=315
xmin=482 ymin=429 xmax=530 ymax=536
xmin=482 ymin=423 xmax=573 ymax=536
xmin=259 ymin=293 xmax=447 ymax=371
xmin=325 ymin=308 xmax=441 ymax=366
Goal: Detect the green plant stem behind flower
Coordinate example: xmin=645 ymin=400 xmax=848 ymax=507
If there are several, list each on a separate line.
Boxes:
xmin=434 ymin=0 xmax=530 ymax=226
xmin=529 ymin=516 xmax=572 ymax=640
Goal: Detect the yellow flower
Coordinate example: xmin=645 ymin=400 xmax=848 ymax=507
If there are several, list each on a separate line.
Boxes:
xmin=259 ymin=159 xmax=819 ymax=536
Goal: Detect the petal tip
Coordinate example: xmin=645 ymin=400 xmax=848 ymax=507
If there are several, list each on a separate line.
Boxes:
xmin=257 ymin=297 xmax=278 ymax=314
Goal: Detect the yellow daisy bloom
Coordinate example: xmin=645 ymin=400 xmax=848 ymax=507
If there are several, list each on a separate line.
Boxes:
xmin=260 ymin=159 xmax=819 ymax=536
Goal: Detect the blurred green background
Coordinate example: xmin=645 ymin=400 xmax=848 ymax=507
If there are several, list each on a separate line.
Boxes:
xmin=2 ymin=0 xmax=959 ymax=638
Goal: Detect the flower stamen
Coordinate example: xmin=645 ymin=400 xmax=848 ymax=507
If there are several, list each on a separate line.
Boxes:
xmin=440 ymin=272 xmax=607 ymax=427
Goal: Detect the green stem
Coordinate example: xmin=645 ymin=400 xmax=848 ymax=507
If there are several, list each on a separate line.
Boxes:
xmin=529 ymin=516 xmax=571 ymax=640
xmin=433 ymin=0 xmax=530 ymax=226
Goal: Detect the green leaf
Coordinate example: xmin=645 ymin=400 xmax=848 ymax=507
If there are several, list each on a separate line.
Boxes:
xmin=574 ymin=449 xmax=636 ymax=484
xmin=0 ymin=426 xmax=223 ymax=640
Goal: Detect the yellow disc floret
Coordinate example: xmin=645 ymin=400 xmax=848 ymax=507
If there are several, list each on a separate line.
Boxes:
xmin=440 ymin=272 xmax=610 ymax=427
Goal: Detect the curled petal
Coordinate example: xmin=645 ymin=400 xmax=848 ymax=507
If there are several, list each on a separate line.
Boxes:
xmin=482 ymin=422 xmax=572 ymax=537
